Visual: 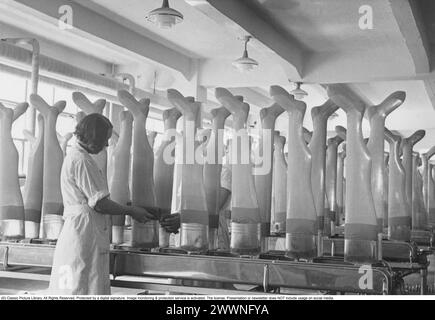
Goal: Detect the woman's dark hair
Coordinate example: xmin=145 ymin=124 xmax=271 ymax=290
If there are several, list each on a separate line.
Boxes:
xmin=74 ymin=114 xmax=113 ymax=152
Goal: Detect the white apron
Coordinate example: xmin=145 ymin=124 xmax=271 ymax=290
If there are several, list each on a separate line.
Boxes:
xmin=48 ymin=144 xmax=111 ymax=295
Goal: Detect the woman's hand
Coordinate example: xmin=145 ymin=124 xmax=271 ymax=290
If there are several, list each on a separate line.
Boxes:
xmin=129 ymin=206 xmax=157 ymax=224
xmin=160 ymin=213 xmax=180 ymax=234
xmin=143 ymin=207 xmax=170 ymax=221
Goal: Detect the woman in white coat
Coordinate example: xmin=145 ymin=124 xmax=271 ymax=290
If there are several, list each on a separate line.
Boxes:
xmin=48 ymin=114 xmax=161 ymax=295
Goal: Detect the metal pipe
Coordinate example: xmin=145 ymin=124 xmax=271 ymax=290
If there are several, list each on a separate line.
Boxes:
xmin=1 ymin=38 xmax=40 ymax=135
xmin=263 ymin=264 xmax=269 ymax=293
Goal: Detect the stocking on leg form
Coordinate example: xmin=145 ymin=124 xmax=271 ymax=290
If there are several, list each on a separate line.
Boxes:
xmin=400 ymin=130 xmax=425 ymax=229
xmin=325 ymin=135 xmax=344 ymax=235
xmin=155 ymin=108 xmax=181 ymax=248
xmin=309 ymin=101 xmax=339 ymax=237
xmin=254 ymin=103 xmax=284 ymax=250
xmin=421 ymin=147 xmax=435 ymax=227
xmin=118 ymin=90 xmax=157 ymax=248
xmin=367 ymin=92 xmax=405 ymax=234
xmin=385 ymin=130 xmax=410 ymax=241
xmin=30 ymin=95 xmax=66 ymax=240
xmin=204 ymin=107 xmax=230 ymax=250
xmin=336 ymin=145 xmax=346 ymax=226
xmin=412 ymin=152 xmax=427 ymax=230
xmin=168 ymin=90 xmax=209 ymax=252
xmin=216 ymin=88 xmax=261 ymax=255
xmin=271 ymin=86 xmax=317 ymax=260
xmin=327 ymin=85 xmax=378 ymax=264
xmin=0 ymin=103 xmax=28 ymax=239
xmin=109 ymin=111 xmax=133 ymax=244
xmin=271 ymin=131 xmax=287 ymax=235
xmin=23 ymin=114 xmax=44 ymax=238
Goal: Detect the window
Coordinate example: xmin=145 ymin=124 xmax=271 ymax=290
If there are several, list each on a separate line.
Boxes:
xmin=0 ymin=69 xmax=169 ymax=179
xmin=0 ymin=72 xmax=26 ymax=102
xmin=54 ymin=86 xmax=77 ymax=115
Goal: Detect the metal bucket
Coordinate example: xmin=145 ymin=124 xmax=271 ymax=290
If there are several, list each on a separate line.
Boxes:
xmin=1 ymin=219 xmax=24 ymax=239
xmin=25 ymin=221 xmax=40 ymax=239
xmin=132 ymin=220 xmax=159 ymax=248
xmin=230 ymin=222 xmax=261 ymax=255
xmin=344 ymin=239 xmax=378 ymax=264
xmin=159 ymin=226 xmax=170 ymax=248
xmin=41 ymin=214 xmax=63 ymax=240
xmin=112 ymin=226 xmax=124 ymax=245
xmin=285 ymin=233 xmax=317 ymax=260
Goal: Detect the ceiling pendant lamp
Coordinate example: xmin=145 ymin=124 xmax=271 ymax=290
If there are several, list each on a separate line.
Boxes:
xmin=290 ymin=82 xmax=308 ymax=100
xmin=232 ymin=36 xmax=259 ymax=72
xmin=146 ymin=0 xmax=184 ymax=29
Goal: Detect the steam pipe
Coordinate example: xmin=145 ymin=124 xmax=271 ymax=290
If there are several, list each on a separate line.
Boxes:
xmin=1 ymin=38 xmax=40 ymax=135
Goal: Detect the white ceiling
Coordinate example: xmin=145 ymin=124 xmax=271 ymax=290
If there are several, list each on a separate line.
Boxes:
xmin=3 ymin=0 xmax=435 ymax=151
xmin=74 ymin=0 xmax=246 ymax=60
xmin=249 ymin=0 xmax=404 ymax=53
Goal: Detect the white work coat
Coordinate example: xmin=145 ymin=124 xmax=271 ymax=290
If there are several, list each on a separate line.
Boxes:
xmin=48 ymin=144 xmax=111 ymax=295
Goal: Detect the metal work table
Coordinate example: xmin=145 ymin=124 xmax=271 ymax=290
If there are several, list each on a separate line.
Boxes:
xmin=322 ymin=236 xmax=432 ymax=294
xmin=0 ymin=242 xmax=403 ymax=295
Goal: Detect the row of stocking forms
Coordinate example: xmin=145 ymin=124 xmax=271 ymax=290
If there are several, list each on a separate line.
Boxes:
xmin=0 ymin=89 xmax=162 ymax=247
xmin=1 ymin=84 xmax=431 ymax=265
xmin=165 ymin=85 xmax=428 ymax=262
xmin=1 ymin=93 xmax=108 ymax=241
xmin=326 ymin=85 xmax=431 ymax=264
xmin=332 ymin=127 xmax=427 ymax=237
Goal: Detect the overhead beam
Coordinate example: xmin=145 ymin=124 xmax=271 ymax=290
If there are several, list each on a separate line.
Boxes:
xmin=387 ymin=0 xmax=435 ymax=112
xmin=10 ymin=0 xmax=193 ymax=78
xmin=424 ymin=78 xmax=435 ymax=111
xmin=186 ymin=0 xmax=305 ymax=80
xmin=228 ymin=87 xmax=273 ymax=108
xmin=388 ymin=0 xmax=431 ymax=74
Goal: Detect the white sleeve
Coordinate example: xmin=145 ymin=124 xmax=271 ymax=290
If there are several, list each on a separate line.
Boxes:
xmin=220 ymin=164 xmax=232 ymax=192
xmin=75 ymin=159 xmax=110 ymax=209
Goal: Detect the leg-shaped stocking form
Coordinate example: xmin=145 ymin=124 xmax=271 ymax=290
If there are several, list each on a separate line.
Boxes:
xmin=109 ymin=111 xmax=133 ymax=244
xmin=271 ymin=86 xmax=317 ymax=260
xmin=271 ymin=131 xmax=287 ymax=235
xmin=0 ymin=102 xmax=28 ymax=239
xmin=216 ymin=88 xmax=261 ymax=255
xmin=400 ymin=130 xmax=425 ymax=229
xmin=254 ymin=103 xmax=284 ymax=249
xmin=155 ymin=108 xmax=181 ymax=247
xmin=421 ymin=146 xmax=435 ymax=227
xmin=309 ymin=101 xmax=339 ymax=237
xmin=118 ymin=90 xmax=157 ymax=248
xmin=367 ymin=92 xmax=405 ymax=233
xmin=23 ymin=114 xmax=44 ymax=238
xmin=412 ymin=153 xmax=427 ymax=230
xmin=385 ymin=129 xmax=410 ymax=241
xmin=168 ymin=89 xmax=209 ymax=251
xmin=30 ymin=95 xmax=66 ymax=240
xmin=327 ymin=85 xmax=378 ymax=263
xmin=325 ymin=135 xmax=344 ymax=235
xmin=204 ymin=107 xmax=230 ymax=250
